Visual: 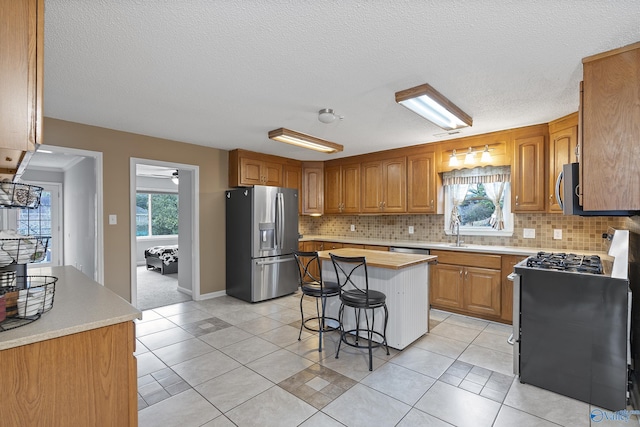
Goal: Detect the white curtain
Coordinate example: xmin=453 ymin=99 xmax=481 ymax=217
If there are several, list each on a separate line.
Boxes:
xmin=484 ymin=181 xmax=506 ymax=230
xmin=449 ymin=183 xmax=469 ymax=232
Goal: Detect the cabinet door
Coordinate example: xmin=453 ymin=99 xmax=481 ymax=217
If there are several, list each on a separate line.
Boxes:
xmin=341 ymin=163 xmax=361 ymax=213
xmin=501 ymin=255 xmax=527 ymax=323
xmin=430 ymin=264 xmax=464 ymax=310
xmin=463 ymin=267 xmax=502 ymax=317
xmin=324 ymin=165 xmax=342 ymax=214
xmin=582 ymin=44 xmax=640 ymax=210
xmin=239 ymin=157 xmax=264 ymax=186
xmin=0 ymin=0 xmax=41 ymax=153
xmin=513 ymin=135 xmax=546 ymax=212
xmin=382 ymin=157 xmax=406 ymax=212
xmin=302 ymin=164 xmax=323 ymax=215
xmin=361 ymin=161 xmax=383 ymax=213
xmin=407 ymin=152 xmax=436 ymax=213
xmin=548 ymin=126 xmax=577 ymax=212
xmin=263 ymin=161 xmax=282 ymax=186
xmin=283 ymin=164 xmax=302 ymax=213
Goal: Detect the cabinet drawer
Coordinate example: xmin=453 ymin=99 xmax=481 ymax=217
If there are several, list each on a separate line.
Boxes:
xmin=431 ymin=250 xmax=501 ymax=269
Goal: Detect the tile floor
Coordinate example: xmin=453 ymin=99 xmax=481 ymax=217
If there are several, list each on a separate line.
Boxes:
xmin=136 ymin=292 xmax=638 ymax=427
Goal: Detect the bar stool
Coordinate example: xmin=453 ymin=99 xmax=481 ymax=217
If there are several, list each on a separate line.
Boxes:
xmin=330 ymin=253 xmax=389 ymax=371
xmin=293 ymin=251 xmax=340 ymax=352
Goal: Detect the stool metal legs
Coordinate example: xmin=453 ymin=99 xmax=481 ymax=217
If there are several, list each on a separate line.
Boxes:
xmin=335 ymin=303 xmax=389 ymax=371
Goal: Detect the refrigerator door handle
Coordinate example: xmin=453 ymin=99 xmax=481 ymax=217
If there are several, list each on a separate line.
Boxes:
xmin=276 ymin=192 xmax=284 ymax=249
xmin=255 ymin=257 xmax=295 ymax=266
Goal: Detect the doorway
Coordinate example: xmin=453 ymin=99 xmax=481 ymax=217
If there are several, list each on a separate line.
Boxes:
xmin=129 ymin=158 xmax=200 ymax=310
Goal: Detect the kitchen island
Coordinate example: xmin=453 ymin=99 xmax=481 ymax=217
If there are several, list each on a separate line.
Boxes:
xmin=317 ymin=248 xmax=436 ymax=350
xmin=0 ymin=266 xmax=141 ymax=426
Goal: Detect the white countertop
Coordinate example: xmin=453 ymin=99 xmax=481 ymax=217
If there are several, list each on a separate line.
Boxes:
xmin=300 ymin=235 xmax=610 ymax=258
xmin=0 ymin=266 xmax=141 ymax=351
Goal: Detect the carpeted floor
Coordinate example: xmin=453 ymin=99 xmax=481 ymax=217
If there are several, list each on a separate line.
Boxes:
xmin=136 ymin=265 xmax=191 ymax=310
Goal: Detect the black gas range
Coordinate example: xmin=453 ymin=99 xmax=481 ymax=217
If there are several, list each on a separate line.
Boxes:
xmin=525 ymin=251 xmax=604 ymax=275
xmin=511 ymin=241 xmax=631 ymax=411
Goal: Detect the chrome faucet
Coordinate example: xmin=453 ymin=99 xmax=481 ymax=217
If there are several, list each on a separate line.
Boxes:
xmin=453 ymin=221 xmax=464 ymax=247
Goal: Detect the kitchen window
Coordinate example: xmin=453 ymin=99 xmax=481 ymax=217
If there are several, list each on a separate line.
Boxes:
xmin=443 ymin=166 xmax=513 ymax=237
xmin=136 ymin=192 xmax=179 ymax=237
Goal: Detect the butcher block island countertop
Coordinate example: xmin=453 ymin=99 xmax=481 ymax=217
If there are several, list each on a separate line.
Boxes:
xmin=0 ymin=266 xmax=141 ymax=427
xmin=317 ymin=248 xmax=437 ymax=269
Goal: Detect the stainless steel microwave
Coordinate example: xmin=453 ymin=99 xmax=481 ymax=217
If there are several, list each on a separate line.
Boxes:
xmin=556 ymin=163 xmax=636 ymax=216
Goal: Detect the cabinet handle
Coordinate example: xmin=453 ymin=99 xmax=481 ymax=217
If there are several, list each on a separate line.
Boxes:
xmin=465 ymin=270 xmax=468 ymax=278
xmin=459 ymin=269 xmax=463 ymax=277
xmin=515 ymin=195 xmax=519 ymax=206
xmin=383 ymin=201 xmax=386 ymax=208
xmin=430 ymin=200 xmax=434 ymax=208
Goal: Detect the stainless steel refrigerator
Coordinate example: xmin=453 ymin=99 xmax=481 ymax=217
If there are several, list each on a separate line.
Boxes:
xmin=225 ymin=186 xmax=299 ymax=302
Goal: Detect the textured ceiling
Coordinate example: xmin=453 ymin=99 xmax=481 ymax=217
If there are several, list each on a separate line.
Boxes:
xmin=41 ymin=0 xmax=640 ymax=162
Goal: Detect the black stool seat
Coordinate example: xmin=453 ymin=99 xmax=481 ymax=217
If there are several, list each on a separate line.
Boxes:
xmin=301 ymin=280 xmax=340 ymax=297
xmin=341 ymin=289 xmax=386 ymax=308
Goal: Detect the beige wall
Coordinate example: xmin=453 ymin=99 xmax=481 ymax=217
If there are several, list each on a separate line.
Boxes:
xmin=43 ymin=118 xmax=228 ymax=301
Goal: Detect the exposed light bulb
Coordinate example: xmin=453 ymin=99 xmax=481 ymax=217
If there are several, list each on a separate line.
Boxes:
xmin=464 ymin=147 xmax=475 ymax=164
xmin=481 ymin=145 xmax=492 ymax=162
xmin=449 ymin=149 xmax=459 ymax=167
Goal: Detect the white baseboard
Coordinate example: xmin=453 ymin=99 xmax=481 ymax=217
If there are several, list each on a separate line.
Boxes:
xmin=197 ymin=290 xmax=227 ymax=301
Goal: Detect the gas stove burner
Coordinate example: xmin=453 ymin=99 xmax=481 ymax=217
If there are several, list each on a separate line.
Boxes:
xmin=527 ymin=251 xmax=603 ymax=274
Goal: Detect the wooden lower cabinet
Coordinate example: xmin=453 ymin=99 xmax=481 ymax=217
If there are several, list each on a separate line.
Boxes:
xmin=1 ymin=321 xmax=137 ymax=427
xmin=430 ymin=250 xmax=503 ymax=322
xmin=430 ymin=263 xmax=464 ymax=310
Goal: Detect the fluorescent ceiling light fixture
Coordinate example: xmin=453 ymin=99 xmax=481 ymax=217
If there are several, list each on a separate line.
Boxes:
xmin=395 ymin=83 xmax=472 ymax=131
xmin=268 ymin=128 xmax=343 ymax=153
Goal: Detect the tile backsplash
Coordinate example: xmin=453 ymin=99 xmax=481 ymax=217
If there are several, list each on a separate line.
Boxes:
xmin=300 ymin=213 xmax=639 ymax=253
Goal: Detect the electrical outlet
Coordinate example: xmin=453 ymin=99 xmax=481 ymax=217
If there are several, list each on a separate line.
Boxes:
xmin=523 ymin=228 xmax=536 ymax=239
xmin=350 ymin=224 xmax=355 ymax=232
xmin=109 ymin=214 xmax=117 ymax=225
xmin=553 ymin=229 xmax=563 ymax=240
xmin=408 ymin=226 xmax=414 ymax=234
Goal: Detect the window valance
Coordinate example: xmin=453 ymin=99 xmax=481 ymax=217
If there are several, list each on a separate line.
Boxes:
xmin=442 ymin=166 xmax=511 ymax=186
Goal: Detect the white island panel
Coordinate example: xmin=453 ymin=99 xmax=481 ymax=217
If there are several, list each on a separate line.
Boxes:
xmin=321 ymin=257 xmax=430 ymax=350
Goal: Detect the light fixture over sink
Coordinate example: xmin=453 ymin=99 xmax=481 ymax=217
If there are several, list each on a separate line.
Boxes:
xmin=268 ymin=128 xmax=343 ymax=153
xmin=395 ymin=83 xmax=472 ymax=131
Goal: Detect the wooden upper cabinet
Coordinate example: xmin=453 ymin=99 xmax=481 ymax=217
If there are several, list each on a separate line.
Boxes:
xmin=301 ymin=162 xmax=323 ymax=215
xmin=361 ymin=156 xmax=406 ymax=213
xmin=324 ymin=164 xmax=342 ymax=214
xmin=582 ymin=42 xmax=640 ymax=211
xmin=512 ymin=135 xmax=546 ymax=212
xmin=407 ymin=151 xmax=436 ymax=213
xmin=283 ymin=163 xmax=302 ymax=213
xmin=0 ymin=0 xmax=44 ymax=179
xmin=229 ymin=149 xmax=296 ymax=187
xmin=342 ymin=163 xmax=361 ymax=213
xmin=548 ymin=113 xmax=578 ymax=212
xmin=324 ymin=162 xmax=360 ymax=214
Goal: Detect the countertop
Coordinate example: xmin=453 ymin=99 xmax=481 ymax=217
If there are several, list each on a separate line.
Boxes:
xmin=301 ymin=235 xmax=610 ymax=258
xmin=317 ymin=248 xmax=437 ymax=270
xmin=0 ymin=266 xmax=141 ymax=351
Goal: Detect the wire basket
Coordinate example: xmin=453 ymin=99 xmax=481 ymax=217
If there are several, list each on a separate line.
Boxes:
xmin=0 ymin=182 xmax=43 ymax=209
xmin=0 ymin=275 xmax=57 ymax=332
xmin=0 ymin=236 xmax=50 ymax=267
